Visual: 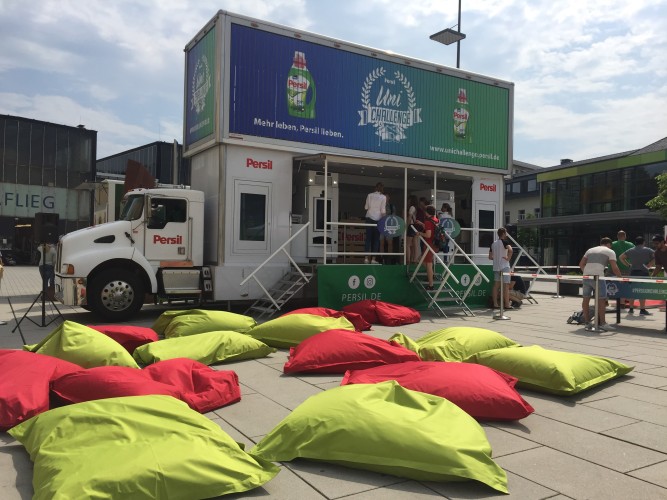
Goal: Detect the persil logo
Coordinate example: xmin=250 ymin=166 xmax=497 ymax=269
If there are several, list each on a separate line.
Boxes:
xmin=153 ymin=235 xmax=183 ymax=245
xmin=480 ymin=182 xmax=497 ymax=192
xmin=288 ymin=79 xmax=308 ymax=91
xmin=246 ymin=158 xmax=273 ymax=170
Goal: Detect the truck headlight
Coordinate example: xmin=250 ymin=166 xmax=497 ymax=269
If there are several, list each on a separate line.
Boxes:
xmin=61 ymin=263 xmax=75 ymax=275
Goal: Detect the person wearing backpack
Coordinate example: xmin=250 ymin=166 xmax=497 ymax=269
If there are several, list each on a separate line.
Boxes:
xmin=438 ymin=203 xmax=454 ymax=261
xmin=417 ymin=205 xmax=439 ymax=290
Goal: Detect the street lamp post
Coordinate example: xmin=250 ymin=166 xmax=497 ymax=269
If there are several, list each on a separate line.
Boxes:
xmin=429 ymin=0 xmax=465 ymax=68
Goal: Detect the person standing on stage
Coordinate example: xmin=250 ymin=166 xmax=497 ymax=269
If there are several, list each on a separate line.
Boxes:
xmin=363 ymin=182 xmax=386 ymax=264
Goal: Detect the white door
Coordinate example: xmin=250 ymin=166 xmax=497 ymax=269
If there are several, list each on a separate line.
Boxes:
xmin=474 ymin=200 xmax=498 ymax=262
xmin=143 ymin=196 xmax=190 ymax=264
xmin=233 ymin=180 xmax=270 ymax=254
xmin=433 ymin=190 xmax=456 ymax=218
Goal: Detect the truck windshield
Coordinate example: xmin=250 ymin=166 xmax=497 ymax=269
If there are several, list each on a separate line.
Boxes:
xmin=119 ymin=195 xmax=145 ymax=221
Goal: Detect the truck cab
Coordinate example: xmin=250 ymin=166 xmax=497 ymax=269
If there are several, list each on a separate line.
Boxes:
xmin=56 ymin=187 xmax=205 ymax=320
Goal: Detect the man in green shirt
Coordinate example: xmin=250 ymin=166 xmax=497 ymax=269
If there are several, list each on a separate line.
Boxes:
xmin=612 ymin=230 xmax=634 ymax=307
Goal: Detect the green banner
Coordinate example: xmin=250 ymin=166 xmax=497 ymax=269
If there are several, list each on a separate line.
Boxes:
xmin=608 ymin=280 xmax=667 ymax=300
xmin=185 ymin=27 xmax=216 ymax=147
xmin=318 ymin=264 xmax=493 ymax=310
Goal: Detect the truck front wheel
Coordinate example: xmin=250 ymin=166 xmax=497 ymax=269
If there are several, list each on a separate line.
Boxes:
xmin=89 ymin=268 xmax=144 ymax=321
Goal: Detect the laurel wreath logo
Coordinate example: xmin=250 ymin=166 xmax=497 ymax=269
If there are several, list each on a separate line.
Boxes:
xmin=191 ymin=55 xmax=211 ymax=114
xmin=359 ymin=67 xmax=418 ymax=142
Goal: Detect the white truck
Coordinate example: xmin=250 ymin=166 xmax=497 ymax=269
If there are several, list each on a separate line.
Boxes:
xmin=57 ymin=187 xmax=206 ymax=320
xmin=55 ymin=11 xmax=512 ymax=320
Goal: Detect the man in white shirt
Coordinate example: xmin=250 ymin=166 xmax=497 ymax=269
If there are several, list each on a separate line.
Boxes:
xmin=488 ymin=228 xmax=512 ymax=309
xmin=363 ymin=182 xmax=386 ymax=264
xmin=579 ymin=237 xmax=622 ymax=330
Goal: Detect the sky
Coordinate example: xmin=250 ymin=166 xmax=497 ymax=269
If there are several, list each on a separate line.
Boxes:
xmin=0 ymin=0 xmax=665 ymax=168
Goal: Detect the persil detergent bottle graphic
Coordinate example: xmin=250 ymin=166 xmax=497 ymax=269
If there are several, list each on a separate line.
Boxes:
xmin=287 ymin=51 xmax=316 ymax=119
xmin=453 ymin=88 xmax=470 ymax=142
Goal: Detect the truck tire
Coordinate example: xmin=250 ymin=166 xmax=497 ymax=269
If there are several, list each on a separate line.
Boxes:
xmin=88 ymin=268 xmax=144 ymax=321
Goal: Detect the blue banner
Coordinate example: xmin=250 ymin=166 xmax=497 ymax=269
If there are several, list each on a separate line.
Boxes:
xmin=228 ymin=24 xmax=510 ymax=170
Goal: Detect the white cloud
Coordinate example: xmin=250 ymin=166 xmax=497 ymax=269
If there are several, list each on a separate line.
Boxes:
xmin=0 ymin=0 xmax=664 ymax=166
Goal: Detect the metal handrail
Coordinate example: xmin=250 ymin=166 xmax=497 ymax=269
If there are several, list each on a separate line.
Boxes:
xmin=239 ymin=222 xmax=311 ymax=287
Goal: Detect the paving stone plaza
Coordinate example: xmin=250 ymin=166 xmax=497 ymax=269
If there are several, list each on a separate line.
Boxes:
xmin=1 ymin=265 xmax=666 ymax=499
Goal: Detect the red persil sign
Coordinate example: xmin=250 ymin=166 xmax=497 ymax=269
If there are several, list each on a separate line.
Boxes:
xmin=153 ymin=235 xmax=183 ymax=244
xmin=246 ymin=158 xmax=273 ymax=169
xmin=480 ymin=182 xmax=497 ymax=192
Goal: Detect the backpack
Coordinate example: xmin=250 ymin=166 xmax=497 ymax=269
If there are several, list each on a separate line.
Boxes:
xmin=432 ymin=219 xmax=447 ymax=252
xmin=566 ymin=310 xmax=585 ymax=325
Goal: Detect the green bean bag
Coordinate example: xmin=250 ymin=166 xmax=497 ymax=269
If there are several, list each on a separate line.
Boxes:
xmin=395 ymin=327 xmax=519 ymax=362
xmin=24 ymin=320 xmax=139 ymax=368
xmin=153 ymin=309 xmax=256 ymax=337
xmin=248 ymin=314 xmax=356 ymax=348
xmin=387 ymin=332 xmax=420 ymax=353
xmin=133 ymin=330 xmax=275 ymax=365
xmin=252 ymin=381 xmax=508 ymax=493
xmin=9 ymin=395 xmax=279 ymax=499
xmin=465 ymin=345 xmax=634 ymax=395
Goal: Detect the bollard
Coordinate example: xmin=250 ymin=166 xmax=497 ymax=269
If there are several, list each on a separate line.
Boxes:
xmin=552 ymin=265 xmax=563 ymax=298
xmin=493 ymin=269 xmax=511 ymax=320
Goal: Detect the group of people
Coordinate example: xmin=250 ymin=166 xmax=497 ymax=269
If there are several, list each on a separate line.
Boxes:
xmin=578 ymin=230 xmax=667 ymax=330
xmin=363 ymin=184 xmax=453 ymax=279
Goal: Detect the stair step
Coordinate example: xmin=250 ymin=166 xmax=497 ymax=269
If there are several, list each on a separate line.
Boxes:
xmin=248 ymin=305 xmax=277 ymax=314
xmin=277 ymin=279 xmax=307 ymax=286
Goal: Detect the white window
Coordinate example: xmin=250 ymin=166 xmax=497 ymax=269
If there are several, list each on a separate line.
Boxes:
xmin=534 ymin=208 xmax=541 ymax=218
xmin=504 ymin=211 xmax=510 ymax=224
xmin=233 ymin=180 xmax=270 ymax=253
xmin=518 ymin=209 xmax=526 ymax=221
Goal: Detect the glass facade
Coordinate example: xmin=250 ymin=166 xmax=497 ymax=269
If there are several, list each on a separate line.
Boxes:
xmin=535 ymin=159 xmax=667 ymax=266
xmin=0 ymin=115 xmax=96 ymax=263
xmin=96 ymin=141 xmax=191 ymax=185
xmin=542 ymin=162 xmax=667 ymax=218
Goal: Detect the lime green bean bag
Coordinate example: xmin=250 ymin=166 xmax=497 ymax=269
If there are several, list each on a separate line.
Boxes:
xmin=387 ymin=332 xmax=420 ymax=353
xmin=251 ymin=381 xmax=508 ymax=493
xmin=392 ymin=327 xmax=518 ymax=362
xmin=153 ymin=309 xmax=256 ymax=337
xmin=24 ymin=320 xmax=139 ymax=368
xmin=9 ymin=395 xmax=279 ymax=499
xmin=465 ymin=345 xmax=634 ymax=395
xmin=133 ymin=330 xmax=276 ymax=366
xmin=248 ymin=314 xmax=356 ymax=348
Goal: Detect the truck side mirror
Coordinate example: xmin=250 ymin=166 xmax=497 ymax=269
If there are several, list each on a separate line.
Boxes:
xmin=147 ymin=204 xmax=167 ymax=229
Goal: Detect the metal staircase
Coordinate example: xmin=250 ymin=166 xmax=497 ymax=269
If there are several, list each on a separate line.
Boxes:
xmin=240 ymin=223 xmax=313 ymax=321
xmin=411 ymin=269 xmax=474 ymax=317
xmin=244 ymin=266 xmax=313 ymax=321
xmin=408 ymin=227 xmax=490 ymax=317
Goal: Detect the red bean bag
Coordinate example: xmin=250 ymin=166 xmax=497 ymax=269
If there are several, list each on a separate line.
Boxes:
xmin=87 ymin=325 xmax=159 ymax=354
xmin=282 ymin=307 xmax=372 ymax=331
xmin=343 ymin=300 xmax=420 ymax=326
xmin=50 ymin=366 xmax=182 ymax=406
xmin=283 ymin=329 xmax=421 ymax=374
xmin=342 ymin=300 xmax=379 ymax=324
xmin=375 ymin=301 xmax=420 ymax=326
xmin=0 ymin=350 xmax=81 ymax=431
xmin=143 ymin=358 xmax=241 ymax=413
xmin=341 ymin=361 xmax=534 ymax=421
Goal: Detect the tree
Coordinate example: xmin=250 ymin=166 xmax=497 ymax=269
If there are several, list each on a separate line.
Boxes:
xmin=517 ymin=214 xmax=539 ymax=250
xmin=646 ymin=172 xmax=667 ymax=218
